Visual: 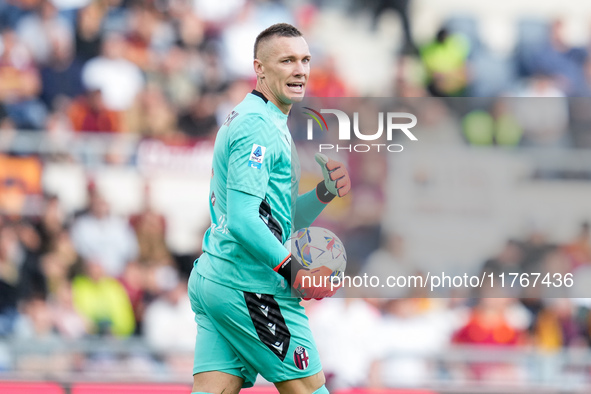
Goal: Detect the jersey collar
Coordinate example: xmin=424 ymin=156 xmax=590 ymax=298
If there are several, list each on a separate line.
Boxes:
xmin=251 ymin=89 xmax=268 ymax=103
xmin=251 ymin=89 xmax=288 ymax=122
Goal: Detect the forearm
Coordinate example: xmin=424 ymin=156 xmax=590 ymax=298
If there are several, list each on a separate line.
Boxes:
xmin=293 ymin=184 xmax=330 ymax=230
xmin=226 ymin=188 xmax=289 ymax=269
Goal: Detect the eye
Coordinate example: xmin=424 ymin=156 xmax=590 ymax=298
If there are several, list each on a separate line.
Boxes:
xmin=302 ymin=58 xmax=310 ymax=64
xmin=282 ymin=59 xmax=291 ymax=64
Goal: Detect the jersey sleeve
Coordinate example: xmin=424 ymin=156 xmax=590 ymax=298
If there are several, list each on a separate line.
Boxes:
xmin=293 ymin=188 xmax=328 ymax=230
xmin=227 ymin=114 xmax=274 ymax=199
xmin=227 ymin=189 xmax=290 ymax=269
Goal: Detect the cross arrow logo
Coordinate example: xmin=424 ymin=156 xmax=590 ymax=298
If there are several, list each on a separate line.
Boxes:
xmin=267 ymin=323 xmax=276 ymax=335
xmin=271 ymin=341 xmax=284 ymax=353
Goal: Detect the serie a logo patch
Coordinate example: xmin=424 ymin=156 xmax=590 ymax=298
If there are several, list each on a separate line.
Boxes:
xmin=248 ymin=144 xmax=266 ymax=169
xmin=293 ymin=346 xmax=309 ymax=370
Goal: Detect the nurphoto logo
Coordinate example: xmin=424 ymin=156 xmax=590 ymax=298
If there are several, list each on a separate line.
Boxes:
xmin=303 ymin=107 xmax=418 ymax=153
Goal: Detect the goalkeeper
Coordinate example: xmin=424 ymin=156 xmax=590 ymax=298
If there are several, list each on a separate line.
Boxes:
xmin=188 ymin=23 xmax=351 ymax=394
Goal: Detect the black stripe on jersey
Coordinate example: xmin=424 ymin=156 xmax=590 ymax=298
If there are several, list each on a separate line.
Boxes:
xmin=259 ymin=199 xmax=282 ymax=242
xmin=244 ymin=292 xmax=291 ymax=361
xmin=251 ymin=89 xmax=269 ymax=103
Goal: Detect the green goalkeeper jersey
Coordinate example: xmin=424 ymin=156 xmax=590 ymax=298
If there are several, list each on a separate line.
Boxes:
xmin=197 ymin=91 xmax=301 ymax=296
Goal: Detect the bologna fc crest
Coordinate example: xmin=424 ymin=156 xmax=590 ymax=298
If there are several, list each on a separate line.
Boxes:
xmin=293 ymin=346 xmax=309 ymax=370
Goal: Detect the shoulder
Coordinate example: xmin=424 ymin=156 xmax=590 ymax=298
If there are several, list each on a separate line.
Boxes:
xmin=227 ymin=97 xmax=275 ymax=138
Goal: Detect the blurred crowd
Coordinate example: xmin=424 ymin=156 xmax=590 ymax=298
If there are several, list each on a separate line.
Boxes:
xmin=2 ymin=0 xmax=591 ymax=388
xmin=1 ymin=0 xmax=591 ymax=144
xmin=0 ymin=0 xmax=590 ymax=138
xmin=0 ymin=0 xmax=356 ymax=140
xmin=307 ymin=151 xmax=591 ymax=388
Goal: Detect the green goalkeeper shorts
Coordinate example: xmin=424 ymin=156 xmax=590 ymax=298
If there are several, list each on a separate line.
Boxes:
xmin=188 ymin=267 xmax=322 ymax=387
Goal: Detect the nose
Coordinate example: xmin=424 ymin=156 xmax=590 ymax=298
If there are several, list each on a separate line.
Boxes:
xmin=293 ymin=60 xmax=306 ymax=77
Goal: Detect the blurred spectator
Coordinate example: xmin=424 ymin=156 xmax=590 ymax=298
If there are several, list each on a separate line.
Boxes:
xmin=125 ymin=84 xmax=176 ymax=138
xmin=0 ymin=219 xmax=20 ymax=335
xmin=363 ymin=233 xmax=418 ymax=298
xmin=308 ymin=298 xmax=382 ymax=389
xmin=0 ymin=278 xmax=17 ymax=335
xmin=177 ymin=92 xmax=219 ymax=139
xmin=50 ymin=281 xmax=90 ymax=339
xmin=516 ymin=73 xmax=567 ymax=97
xmin=123 ymin=3 xmax=175 ymax=71
xmin=462 ymin=98 xmax=523 ymax=147
xmin=219 ymin=1 xmax=276 ymax=80
xmin=143 ymin=271 xmax=195 ymax=352
xmin=172 ymin=7 xmax=205 ymax=50
xmin=81 ymin=33 xmax=145 ymax=112
xmin=393 ymin=55 xmax=428 ymax=97
xmin=376 ymin=298 xmax=459 ymax=387
xmin=192 ymin=0 xmax=246 ymax=27
xmin=370 ymin=0 xmax=417 ymax=54
xmin=513 ymin=75 xmax=570 ymax=147
xmin=71 ymin=259 xmax=135 ymax=336
xmin=122 ymin=4 xmax=155 ymax=71
xmin=13 ymin=295 xmax=58 ymax=341
xmin=119 ymin=261 xmax=146 ymax=335
xmin=39 ymin=25 xmax=84 ymax=110
xmin=0 ymin=154 xmax=42 ymax=216
xmin=306 ymin=55 xmax=350 ymax=97
xmin=453 ymin=298 xmax=529 ymax=346
xmin=15 ymin=222 xmax=47 ymax=301
xmin=129 ymin=202 xmax=172 ymax=267
xmin=531 ymin=298 xmax=585 ymax=351
xmin=420 ymin=27 xmax=470 ymax=97
xmin=68 ymin=89 xmax=120 ymax=133
xmin=69 ymin=192 xmax=138 ymax=277
xmin=33 ymin=194 xmax=66 ymax=254
xmin=0 ymin=0 xmax=44 ymax=30
xmin=11 ymin=295 xmax=71 ymax=373
xmin=200 ymin=41 xmax=231 ymax=94
xmin=562 ymin=221 xmax=591 ymax=268
xmin=0 ymin=28 xmax=46 ymax=129
xmin=481 ymin=240 xmax=524 ymax=278
xmin=530 ymin=19 xmax=588 ymax=96
xmin=402 ymin=98 xmax=464 ymax=145
xmin=44 ymin=96 xmax=75 ymax=144
xmin=74 ymin=1 xmax=106 ymax=63
xmin=0 ymin=103 xmax=15 ymax=130
xmin=539 ymin=248 xmax=573 ymax=297
xmin=52 ymin=0 xmax=92 ymax=11
xmin=520 ymin=226 xmax=556 ymax=274
xmin=453 ymin=298 xmax=530 ymax=380
xmin=148 ymin=45 xmax=198 ymax=112
xmin=15 ymin=0 xmax=73 ymax=66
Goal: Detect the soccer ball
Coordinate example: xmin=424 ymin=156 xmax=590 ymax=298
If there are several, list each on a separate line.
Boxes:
xmin=284 ymin=227 xmax=347 ymax=280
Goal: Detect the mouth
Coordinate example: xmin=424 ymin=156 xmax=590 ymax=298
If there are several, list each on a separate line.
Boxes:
xmin=286 ymin=82 xmax=305 ymax=94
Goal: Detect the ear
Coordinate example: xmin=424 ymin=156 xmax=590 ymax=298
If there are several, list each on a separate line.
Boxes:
xmin=254 ymin=58 xmax=264 ymax=79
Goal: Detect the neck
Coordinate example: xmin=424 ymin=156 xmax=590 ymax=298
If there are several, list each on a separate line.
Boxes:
xmin=254 ymin=82 xmax=291 ymax=114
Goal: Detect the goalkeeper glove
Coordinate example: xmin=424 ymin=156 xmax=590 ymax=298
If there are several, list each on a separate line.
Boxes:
xmin=315 ymin=153 xmax=351 ymax=202
xmin=274 ymin=254 xmax=340 ymax=300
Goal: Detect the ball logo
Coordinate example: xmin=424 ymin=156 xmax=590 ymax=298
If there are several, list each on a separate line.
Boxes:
xmin=325 ymin=237 xmax=335 ymax=251
xmin=293 ymin=346 xmax=309 ymax=370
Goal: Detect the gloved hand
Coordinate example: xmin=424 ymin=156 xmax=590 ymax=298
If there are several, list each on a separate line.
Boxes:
xmin=274 ymin=254 xmax=341 ymax=300
xmin=293 ymin=265 xmax=340 ymax=300
xmin=315 ymin=153 xmax=351 ymax=199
